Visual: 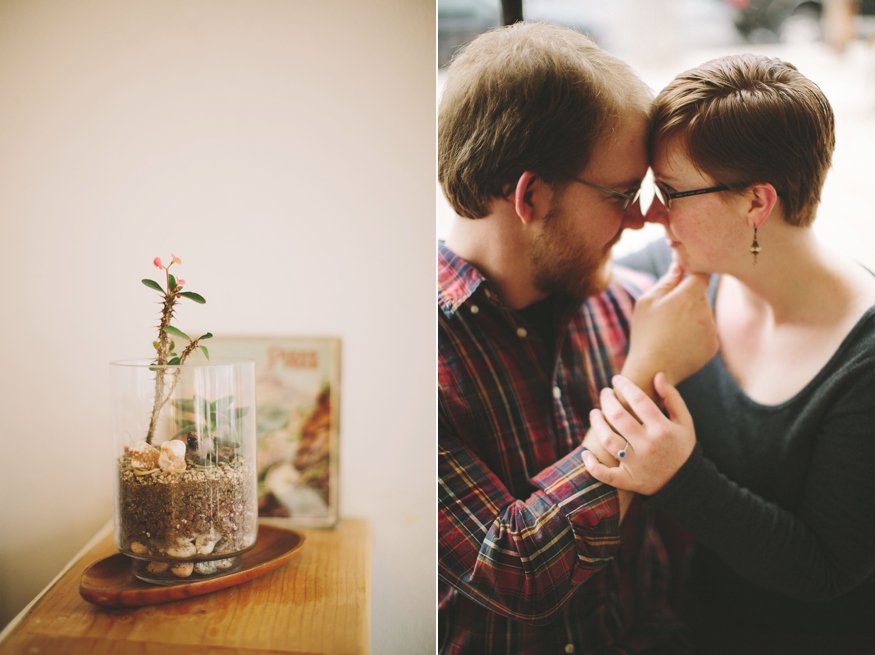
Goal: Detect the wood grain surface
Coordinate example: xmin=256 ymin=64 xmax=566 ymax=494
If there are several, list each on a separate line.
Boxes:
xmin=79 ymin=524 xmax=305 ymax=607
xmin=0 ymin=519 xmax=370 ymax=654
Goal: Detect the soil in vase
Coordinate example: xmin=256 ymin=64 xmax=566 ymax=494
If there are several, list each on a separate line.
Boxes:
xmin=117 ymin=453 xmax=257 ymax=584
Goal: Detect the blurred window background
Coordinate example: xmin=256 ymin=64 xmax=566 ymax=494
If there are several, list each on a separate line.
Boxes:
xmin=437 ymin=0 xmax=875 ymax=270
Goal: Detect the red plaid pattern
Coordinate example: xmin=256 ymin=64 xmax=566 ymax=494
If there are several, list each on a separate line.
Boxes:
xmin=438 ymin=242 xmax=691 ymax=654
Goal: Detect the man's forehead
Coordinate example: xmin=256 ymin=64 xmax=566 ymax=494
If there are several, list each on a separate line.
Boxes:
xmin=582 ymin=115 xmax=648 ymax=180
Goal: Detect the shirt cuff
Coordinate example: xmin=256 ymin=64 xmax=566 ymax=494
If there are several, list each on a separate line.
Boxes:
xmin=531 ymin=445 xmax=619 ymax=530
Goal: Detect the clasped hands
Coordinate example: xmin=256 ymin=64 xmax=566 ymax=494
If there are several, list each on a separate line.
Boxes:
xmin=579 ymin=261 xmax=717 ymax=496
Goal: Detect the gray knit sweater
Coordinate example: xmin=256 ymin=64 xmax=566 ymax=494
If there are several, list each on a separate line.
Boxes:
xmin=618 ymin=239 xmax=875 ymax=635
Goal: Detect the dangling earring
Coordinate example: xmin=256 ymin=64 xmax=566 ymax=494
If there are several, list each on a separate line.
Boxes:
xmin=750 ymin=227 xmax=761 ymax=265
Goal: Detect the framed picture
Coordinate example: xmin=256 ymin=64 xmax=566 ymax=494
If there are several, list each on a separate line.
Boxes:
xmin=208 ymin=336 xmax=341 ymax=527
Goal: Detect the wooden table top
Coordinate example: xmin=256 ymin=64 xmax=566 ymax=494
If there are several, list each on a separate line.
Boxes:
xmin=0 ymin=518 xmax=370 ymax=654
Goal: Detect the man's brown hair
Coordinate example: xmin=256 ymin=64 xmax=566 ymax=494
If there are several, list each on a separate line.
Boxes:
xmin=650 ymin=54 xmax=835 ymax=227
xmin=438 ymin=22 xmax=651 ymax=219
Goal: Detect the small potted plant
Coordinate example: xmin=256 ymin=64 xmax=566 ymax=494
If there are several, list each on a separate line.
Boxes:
xmin=110 ymin=254 xmax=257 ymax=584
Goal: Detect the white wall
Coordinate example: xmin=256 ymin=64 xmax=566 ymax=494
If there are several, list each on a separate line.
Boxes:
xmin=0 ymin=1 xmax=436 ymax=652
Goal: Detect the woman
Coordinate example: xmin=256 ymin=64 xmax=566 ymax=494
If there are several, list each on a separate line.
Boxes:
xmin=583 ymin=54 xmax=875 ymax=651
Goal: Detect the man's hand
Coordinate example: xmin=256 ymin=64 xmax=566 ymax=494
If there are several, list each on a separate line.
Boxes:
xmin=621 ymin=263 xmax=718 ymax=397
xmin=582 ymin=373 xmax=696 ymax=495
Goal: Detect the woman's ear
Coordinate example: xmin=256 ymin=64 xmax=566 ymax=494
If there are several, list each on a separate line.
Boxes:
xmin=513 ymin=171 xmax=549 ymax=225
xmin=746 ymin=183 xmax=779 ymax=230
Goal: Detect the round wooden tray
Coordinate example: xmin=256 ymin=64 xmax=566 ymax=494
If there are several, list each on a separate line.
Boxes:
xmin=79 ymin=524 xmax=305 ymax=607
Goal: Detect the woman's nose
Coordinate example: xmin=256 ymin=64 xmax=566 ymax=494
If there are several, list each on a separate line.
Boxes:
xmin=644 ymin=196 xmax=669 ymax=226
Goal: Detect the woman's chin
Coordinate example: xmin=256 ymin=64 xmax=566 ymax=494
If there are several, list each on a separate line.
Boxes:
xmin=669 ymin=250 xmax=707 ymax=275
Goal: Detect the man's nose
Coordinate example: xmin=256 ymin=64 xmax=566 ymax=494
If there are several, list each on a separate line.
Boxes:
xmin=622 ymin=199 xmax=646 ymax=230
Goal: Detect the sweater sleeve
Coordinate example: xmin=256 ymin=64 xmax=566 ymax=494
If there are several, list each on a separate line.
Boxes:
xmin=647 ymin=362 xmax=875 ymax=601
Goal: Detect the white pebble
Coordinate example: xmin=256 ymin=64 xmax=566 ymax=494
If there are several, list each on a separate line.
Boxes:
xmin=129 ymin=441 xmax=160 ymax=470
xmin=147 ymin=561 xmax=170 ymax=574
xmin=129 ymin=541 xmax=148 ymax=555
xmin=195 ymin=533 xmax=218 ymax=555
xmin=159 ymin=440 xmax=187 ymax=471
xmin=214 ymin=558 xmax=234 ymax=570
xmin=166 ymin=538 xmax=197 ymax=558
xmin=171 ymin=562 xmax=194 ymax=578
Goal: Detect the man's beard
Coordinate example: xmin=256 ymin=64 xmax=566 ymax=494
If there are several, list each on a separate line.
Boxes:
xmin=528 ymin=204 xmax=618 ymax=300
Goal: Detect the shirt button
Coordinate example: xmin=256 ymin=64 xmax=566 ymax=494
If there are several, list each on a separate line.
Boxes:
xmin=516 ymin=327 xmax=528 ymax=338
xmin=565 ymin=645 xmax=575 ymax=654
xmin=552 ymin=386 xmax=562 ymax=399
xmin=469 ymin=305 xmax=479 ymax=314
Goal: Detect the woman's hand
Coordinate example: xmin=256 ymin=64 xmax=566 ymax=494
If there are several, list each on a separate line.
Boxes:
xmin=622 ymin=263 xmax=718 ymax=396
xmin=582 ymin=373 xmax=696 ymax=495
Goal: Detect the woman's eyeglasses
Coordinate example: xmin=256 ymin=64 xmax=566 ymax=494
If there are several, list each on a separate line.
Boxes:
xmin=653 ymin=183 xmax=730 ymax=212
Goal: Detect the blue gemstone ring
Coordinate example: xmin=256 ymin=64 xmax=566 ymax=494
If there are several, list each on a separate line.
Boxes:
xmin=617 ymin=448 xmax=628 ymax=460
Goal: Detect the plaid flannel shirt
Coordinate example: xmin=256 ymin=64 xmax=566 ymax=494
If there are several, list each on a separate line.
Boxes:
xmin=438 ymin=242 xmax=690 ymax=655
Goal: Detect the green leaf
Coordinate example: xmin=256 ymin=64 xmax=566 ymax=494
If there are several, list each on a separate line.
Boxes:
xmin=172 ymin=398 xmax=196 ymax=413
xmin=167 ymin=357 xmax=180 ymax=365
xmin=196 ymin=396 xmax=211 ymax=417
xmin=199 ymin=332 xmax=213 ymax=340
xmin=234 ymin=407 xmax=250 ymax=418
xmin=218 ymin=435 xmax=242 ymax=448
xmin=171 ymin=422 xmax=197 ymax=439
xmin=163 ymin=325 xmax=190 ymax=340
xmin=178 ymin=291 xmax=206 ymax=304
xmin=200 ymin=345 xmax=210 ymax=360
xmin=142 ymin=279 xmax=164 ymax=293
xmin=169 ymin=273 xmax=177 ymax=290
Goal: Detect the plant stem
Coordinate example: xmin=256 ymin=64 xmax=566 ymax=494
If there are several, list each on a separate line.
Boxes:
xmin=145 ymin=334 xmax=203 ymax=444
xmin=145 ymin=293 xmax=177 ymax=444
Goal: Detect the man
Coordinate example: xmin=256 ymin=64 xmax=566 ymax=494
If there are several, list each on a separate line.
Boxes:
xmin=438 ymin=23 xmax=717 ymax=654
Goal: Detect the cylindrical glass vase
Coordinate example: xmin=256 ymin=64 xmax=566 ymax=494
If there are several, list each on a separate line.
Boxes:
xmin=110 ymin=359 xmax=258 ymax=584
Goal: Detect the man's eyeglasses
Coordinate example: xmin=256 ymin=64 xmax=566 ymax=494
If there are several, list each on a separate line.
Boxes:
xmin=572 ymin=178 xmax=641 ymax=213
xmin=653 ymin=183 xmax=730 ymax=212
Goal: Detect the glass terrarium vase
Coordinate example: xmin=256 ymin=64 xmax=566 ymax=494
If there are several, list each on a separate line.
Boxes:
xmin=110 ymin=359 xmax=258 ymax=584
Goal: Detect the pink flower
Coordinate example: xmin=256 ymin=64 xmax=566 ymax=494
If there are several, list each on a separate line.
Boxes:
xmin=171 ymin=253 xmax=182 ymax=265
xmin=153 ymin=257 xmax=163 ymax=269
xmin=177 ymin=279 xmax=186 ymax=287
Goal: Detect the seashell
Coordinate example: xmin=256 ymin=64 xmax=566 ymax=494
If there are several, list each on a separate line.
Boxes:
xmin=129 ymin=441 xmax=160 ymax=470
xmin=186 ymin=434 xmax=215 ymax=463
xmin=129 ymin=541 xmax=148 ymax=555
xmin=171 ymin=562 xmax=194 ymax=578
xmin=158 ymin=440 xmax=187 ymax=471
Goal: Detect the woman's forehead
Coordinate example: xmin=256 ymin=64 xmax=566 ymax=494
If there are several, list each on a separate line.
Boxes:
xmin=652 ymin=136 xmax=707 ymax=182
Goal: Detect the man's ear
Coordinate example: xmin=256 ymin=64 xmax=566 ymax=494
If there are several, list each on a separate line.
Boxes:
xmin=513 ymin=171 xmax=550 ymax=225
xmin=746 ymin=183 xmax=779 ymax=230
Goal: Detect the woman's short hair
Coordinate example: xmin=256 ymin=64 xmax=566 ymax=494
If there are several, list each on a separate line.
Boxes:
xmin=438 ymin=22 xmax=652 ymax=219
xmin=650 ymin=54 xmax=834 ymax=227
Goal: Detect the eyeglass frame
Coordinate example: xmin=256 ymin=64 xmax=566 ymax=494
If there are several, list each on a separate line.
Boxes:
xmin=571 ymin=177 xmax=641 ymax=213
xmin=653 ymin=183 xmax=731 ymax=211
